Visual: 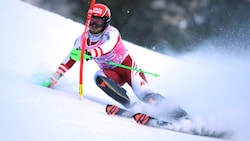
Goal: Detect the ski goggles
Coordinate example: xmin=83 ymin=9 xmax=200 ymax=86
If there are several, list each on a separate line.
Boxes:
xmin=90 ymin=16 xmax=105 ymax=28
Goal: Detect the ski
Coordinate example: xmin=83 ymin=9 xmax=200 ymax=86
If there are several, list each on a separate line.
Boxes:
xmin=105 ymin=104 xmax=232 ymax=139
xmin=105 ymin=104 xmax=171 ymax=125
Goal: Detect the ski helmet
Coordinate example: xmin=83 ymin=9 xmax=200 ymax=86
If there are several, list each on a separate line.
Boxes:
xmin=90 ymin=4 xmax=111 ymax=32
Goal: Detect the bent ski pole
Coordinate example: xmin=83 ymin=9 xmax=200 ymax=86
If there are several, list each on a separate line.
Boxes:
xmin=85 ymin=54 xmax=160 ymax=78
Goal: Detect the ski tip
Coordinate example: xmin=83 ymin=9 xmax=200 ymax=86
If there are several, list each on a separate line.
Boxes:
xmin=105 ymin=104 xmax=120 ymax=115
xmin=133 ymin=113 xmax=150 ymax=125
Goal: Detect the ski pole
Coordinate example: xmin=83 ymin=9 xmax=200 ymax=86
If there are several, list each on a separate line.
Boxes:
xmin=84 ymin=54 xmax=160 ymax=78
xmin=79 ymin=0 xmax=96 ymax=100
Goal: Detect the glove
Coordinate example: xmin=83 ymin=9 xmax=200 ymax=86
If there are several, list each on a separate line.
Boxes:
xmin=84 ymin=49 xmax=92 ymax=61
xmin=41 ymin=71 xmax=63 ymax=88
xmin=70 ymin=49 xmax=92 ymax=61
xmin=70 ymin=48 xmax=81 ymax=61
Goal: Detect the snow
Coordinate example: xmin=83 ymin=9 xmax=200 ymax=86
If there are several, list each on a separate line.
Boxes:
xmin=0 ymin=0 xmax=249 ymax=141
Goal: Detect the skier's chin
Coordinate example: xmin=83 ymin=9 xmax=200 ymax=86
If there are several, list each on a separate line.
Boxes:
xmin=89 ymin=27 xmax=103 ymax=34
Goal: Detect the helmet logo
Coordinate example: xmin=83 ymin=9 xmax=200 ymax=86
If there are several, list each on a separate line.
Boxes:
xmin=93 ymin=7 xmax=103 ymax=16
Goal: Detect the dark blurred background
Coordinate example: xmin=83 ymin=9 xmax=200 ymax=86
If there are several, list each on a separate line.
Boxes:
xmin=22 ymin=0 xmax=250 ymax=54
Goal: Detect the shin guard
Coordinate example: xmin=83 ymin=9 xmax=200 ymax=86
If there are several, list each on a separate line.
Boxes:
xmin=95 ymin=76 xmax=131 ymax=108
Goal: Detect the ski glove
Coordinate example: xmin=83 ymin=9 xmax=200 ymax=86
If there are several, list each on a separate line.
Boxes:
xmin=41 ymin=71 xmax=63 ymax=88
xmin=70 ymin=49 xmax=92 ymax=61
xmin=70 ymin=48 xmax=81 ymax=61
xmin=84 ymin=49 xmax=92 ymax=61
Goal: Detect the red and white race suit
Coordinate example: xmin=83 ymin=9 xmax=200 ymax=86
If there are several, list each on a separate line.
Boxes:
xmin=56 ymin=25 xmax=154 ymax=100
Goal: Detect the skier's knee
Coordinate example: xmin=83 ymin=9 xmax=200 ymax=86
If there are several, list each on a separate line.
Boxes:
xmin=95 ymin=76 xmax=126 ymax=94
xmin=95 ymin=75 xmax=109 ymax=87
xmin=94 ymin=70 xmax=106 ymax=83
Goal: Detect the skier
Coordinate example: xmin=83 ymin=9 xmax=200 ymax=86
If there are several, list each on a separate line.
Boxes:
xmin=42 ymin=3 xmax=187 ymax=119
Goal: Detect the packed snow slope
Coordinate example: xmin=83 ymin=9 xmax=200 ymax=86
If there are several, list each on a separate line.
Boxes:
xmin=0 ymin=0 xmax=249 ymax=141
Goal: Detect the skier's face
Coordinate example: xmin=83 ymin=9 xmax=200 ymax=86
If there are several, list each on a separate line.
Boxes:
xmin=89 ymin=16 xmax=105 ymax=34
xmin=90 ymin=17 xmax=105 ymax=27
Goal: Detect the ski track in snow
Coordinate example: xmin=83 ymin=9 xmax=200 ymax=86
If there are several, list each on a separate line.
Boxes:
xmin=0 ymin=0 xmax=249 ymax=141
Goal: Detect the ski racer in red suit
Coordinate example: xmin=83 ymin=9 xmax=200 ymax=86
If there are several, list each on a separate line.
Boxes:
xmin=42 ymin=3 xmax=187 ymax=119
